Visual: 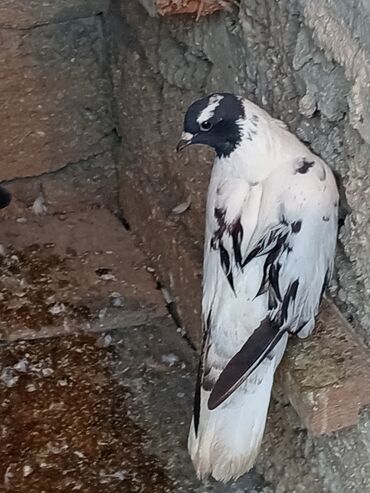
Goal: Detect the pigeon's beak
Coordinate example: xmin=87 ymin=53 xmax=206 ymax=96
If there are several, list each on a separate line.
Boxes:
xmin=176 ymin=132 xmax=194 ymax=153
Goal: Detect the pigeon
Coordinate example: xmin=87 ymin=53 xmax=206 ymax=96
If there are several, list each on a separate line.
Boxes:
xmin=177 ymin=93 xmax=338 ymax=482
xmin=0 ymin=186 xmax=11 ymax=209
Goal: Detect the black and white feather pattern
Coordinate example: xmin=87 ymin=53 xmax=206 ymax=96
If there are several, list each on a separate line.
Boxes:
xmin=187 ymin=97 xmax=338 ymax=482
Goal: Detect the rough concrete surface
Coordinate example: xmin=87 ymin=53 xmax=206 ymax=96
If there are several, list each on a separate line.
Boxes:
xmin=108 ymin=0 xmax=370 ymax=491
xmin=0 ymin=209 xmax=166 ymax=341
xmin=0 ymin=2 xmax=114 ymax=180
xmin=1 ymin=150 xmax=119 ymax=217
xmin=0 ymin=0 xmax=108 ymax=29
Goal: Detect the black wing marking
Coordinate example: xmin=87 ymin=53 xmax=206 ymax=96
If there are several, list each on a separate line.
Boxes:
xmin=206 ymin=206 xmax=306 ymax=410
xmin=206 ymin=217 xmax=303 ymax=410
xmin=208 ymin=317 xmax=286 ymax=410
xmin=219 ymin=244 xmax=234 ymax=292
xmin=231 ymin=218 xmax=243 ymax=268
xmin=281 ymin=280 xmax=299 ymax=324
xmin=211 ymin=207 xmax=241 ymax=292
xmin=211 ymin=208 xmax=296 ymax=292
xmin=207 ymin=276 xmax=299 ymax=410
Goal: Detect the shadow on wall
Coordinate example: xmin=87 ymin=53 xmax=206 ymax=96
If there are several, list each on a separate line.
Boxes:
xmin=0 ymin=186 xmax=12 ymax=209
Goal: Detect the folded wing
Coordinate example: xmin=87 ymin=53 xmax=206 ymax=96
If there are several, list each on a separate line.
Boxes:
xmin=200 ymin=158 xmax=338 ymax=413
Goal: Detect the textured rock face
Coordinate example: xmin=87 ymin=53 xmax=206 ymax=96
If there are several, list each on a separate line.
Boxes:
xmin=0 ymin=0 xmax=108 ymax=29
xmin=109 ymin=1 xmax=370 ymax=491
xmin=0 ymin=0 xmax=114 ymax=181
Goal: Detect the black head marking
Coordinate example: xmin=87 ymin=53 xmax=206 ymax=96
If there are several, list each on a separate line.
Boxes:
xmin=182 ymin=93 xmax=246 ymax=158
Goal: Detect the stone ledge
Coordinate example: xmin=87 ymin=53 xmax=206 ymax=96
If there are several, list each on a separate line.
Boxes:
xmin=0 ymin=0 xmax=108 ymax=29
xmin=0 ymin=209 xmax=167 ymax=341
xmin=277 ymin=299 xmax=370 ymax=436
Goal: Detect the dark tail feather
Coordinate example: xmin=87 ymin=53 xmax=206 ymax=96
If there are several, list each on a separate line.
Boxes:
xmin=208 ymin=318 xmax=285 ymax=410
xmin=193 ymin=359 xmax=202 ymax=436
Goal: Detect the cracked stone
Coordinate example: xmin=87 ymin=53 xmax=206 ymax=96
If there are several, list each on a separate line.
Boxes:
xmin=0 ymin=15 xmax=113 ymax=180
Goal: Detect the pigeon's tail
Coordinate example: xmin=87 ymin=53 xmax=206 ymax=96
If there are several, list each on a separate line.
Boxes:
xmin=187 ymin=355 xmax=277 ymax=483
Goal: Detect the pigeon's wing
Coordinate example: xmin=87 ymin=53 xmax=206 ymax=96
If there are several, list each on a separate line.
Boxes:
xmin=201 ymin=157 xmax=338 ymax=410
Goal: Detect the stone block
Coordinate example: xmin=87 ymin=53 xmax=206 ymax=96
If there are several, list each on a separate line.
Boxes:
xmin=0 ymin=0 xmax=108 ymax=29
xmin=0 ymin=16 xmax=113 ymax=181
xmin=277 ymin=299 xmax=370 ymax=436
xmin=0 ymin=209 xmax=166 ymax=341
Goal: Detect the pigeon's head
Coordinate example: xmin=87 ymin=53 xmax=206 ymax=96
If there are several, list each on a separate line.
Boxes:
xmin=177 ymin=93 xmax=245 ymax=158
xmin=0 ymin=186 xmax=11 ymax=209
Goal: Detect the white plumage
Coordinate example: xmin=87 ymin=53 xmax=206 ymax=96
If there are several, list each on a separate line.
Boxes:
xmin=177 ymin=94 xmax=338 ymax=482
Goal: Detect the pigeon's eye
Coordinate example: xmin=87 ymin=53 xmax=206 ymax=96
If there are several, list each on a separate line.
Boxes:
xmin=200 ymin=120 xmax=212 ymax=131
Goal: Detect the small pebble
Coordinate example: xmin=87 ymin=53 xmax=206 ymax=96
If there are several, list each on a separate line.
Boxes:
xmin=161 ymin=353 xmax=179 ymax=367
xmin=42 ymin=368 xmax=54 ymax=377
xmin=48 ymin=303 xmax=66 ymax=315
xmin=96 ymin=334 xmax=112 ymax=348
xmin=110 ymin=292 xmax=124 ymax=307
xmin=101 ymin=273 xmax=116 ymax=281
xmin=98 ymin=308 xmax=107 ymax=320
xmin=23 ymin=465 xmax=33 ymax=477
xmin=13 ymin=358 xmax=29 ymax=373
xmin=73 ymin=451 xmax=86 ymax=459
xmin=0 ymin=368 xmax=19 ymax=388
xmin=32 ymin=195 xmax=48 ymax=216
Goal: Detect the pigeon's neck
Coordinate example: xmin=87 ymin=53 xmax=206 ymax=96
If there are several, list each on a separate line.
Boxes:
xmin=215 ymin=128 xmax=279 ymax=185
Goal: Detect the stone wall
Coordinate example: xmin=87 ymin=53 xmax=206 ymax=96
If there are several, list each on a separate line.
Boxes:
xmin=0 ymin=0 xmax=114 ymax=182
xmin=108 ymin=0 xmax=370 ymax=491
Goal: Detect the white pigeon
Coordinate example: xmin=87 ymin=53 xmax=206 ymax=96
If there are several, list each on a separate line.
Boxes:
xmin=177 ymin=93 xmax=338 ymax=482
